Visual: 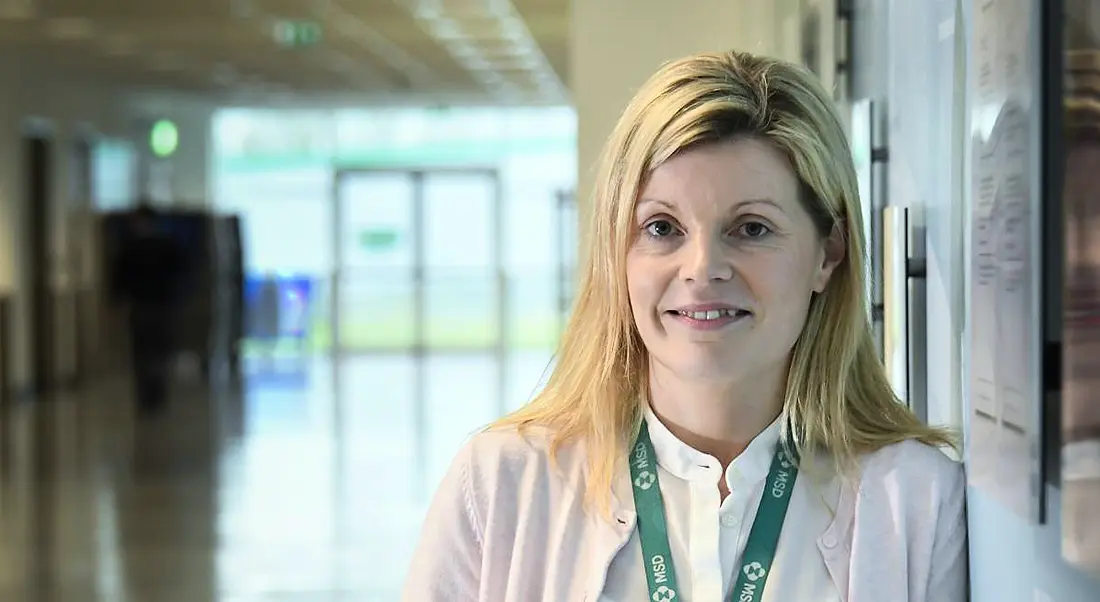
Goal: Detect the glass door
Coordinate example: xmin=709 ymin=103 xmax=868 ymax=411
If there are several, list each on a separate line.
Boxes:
xmin=334 ymin=171 xmax=419 ymax=352
xmin=420 ymin=171 xmax=504 ymax=486
xmin=332 ymin=171 xmax=423 ymax=564
xmin=421 ymin=171 xmax=500 ymax=350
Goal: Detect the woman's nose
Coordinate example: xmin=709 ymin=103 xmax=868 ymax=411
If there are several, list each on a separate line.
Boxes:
xmin=680 ymin=234 xmax=734 ymax=282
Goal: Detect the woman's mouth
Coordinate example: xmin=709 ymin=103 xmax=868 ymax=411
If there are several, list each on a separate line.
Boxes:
xmin=665 ymin=307 xmax=753 ymax=330
xmin=672 ymin=308 xmax=751 ymax=320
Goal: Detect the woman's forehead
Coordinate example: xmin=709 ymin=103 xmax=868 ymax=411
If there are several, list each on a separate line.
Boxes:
xmin=635 ymin=139 xmax=801 ymax=212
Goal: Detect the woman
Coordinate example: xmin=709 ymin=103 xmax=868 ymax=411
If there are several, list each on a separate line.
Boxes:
xmin=402 ymin=51 xmax=967 ymax=601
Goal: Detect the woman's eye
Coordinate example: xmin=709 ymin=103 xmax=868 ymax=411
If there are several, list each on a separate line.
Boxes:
xmin=738 ymin=221 xmax=771 ymax=238
xmin=645 ymin=220 xmax=676 ymax=237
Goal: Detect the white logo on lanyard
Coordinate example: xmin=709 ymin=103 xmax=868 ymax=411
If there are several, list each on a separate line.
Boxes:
xmin=651 ymin=585 xmax=677 ymax=601
xmin=634 ymin=470 xmax=656 ymax=490
xmin=743 ymin=561 xmax=766 ymax=581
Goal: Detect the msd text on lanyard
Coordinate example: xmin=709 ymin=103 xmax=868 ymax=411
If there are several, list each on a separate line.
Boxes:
xmin=629 ymin=420 xmax=799 ymax=602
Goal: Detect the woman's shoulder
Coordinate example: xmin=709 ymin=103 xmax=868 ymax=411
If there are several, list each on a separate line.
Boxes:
xmin=851 ymin=438 xmax=966 ymax=514
xmin=858 ymin=438 xmax=963 ymax=486
xmin=843 ymin=441 xmax=968 ymax=600
xmin=464 ymin=424 xmax=586 ymax=459
xmin=404 ymin=427 xmax=593 ymax=599
xmin=449 ymin=425 xmax=590 ymax=490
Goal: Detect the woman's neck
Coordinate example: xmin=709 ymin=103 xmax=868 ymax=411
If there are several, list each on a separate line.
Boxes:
xmin=647 ymin=364 xmax=784 ymax=469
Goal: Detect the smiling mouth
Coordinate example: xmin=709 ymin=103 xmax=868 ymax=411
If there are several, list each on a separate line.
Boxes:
xmin=667 ymin=308 xmax=752 ymax=321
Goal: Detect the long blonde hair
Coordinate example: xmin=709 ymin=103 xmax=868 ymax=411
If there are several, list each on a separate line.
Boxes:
xmin=493 ymin=51 xmax=956 ymax=513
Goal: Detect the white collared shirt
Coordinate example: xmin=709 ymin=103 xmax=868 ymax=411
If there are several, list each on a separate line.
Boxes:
xmin=598 ymin=408 xmax=841 ymax=601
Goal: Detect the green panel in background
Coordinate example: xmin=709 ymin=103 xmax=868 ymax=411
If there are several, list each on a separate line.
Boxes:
xmin=273 ymin=20 xmax=323 ymax=48
xmin=358 ymin=229 xmax=400 ymax=251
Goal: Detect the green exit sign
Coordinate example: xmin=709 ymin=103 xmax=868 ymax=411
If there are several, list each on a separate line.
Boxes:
xmin=273 ymin=20 xmax=322 ymax=48
xmin=359 ymin=229 xmax=399 ymax=250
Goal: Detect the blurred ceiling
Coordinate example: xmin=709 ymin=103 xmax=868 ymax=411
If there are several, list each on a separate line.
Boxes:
xmin=0 ymin=0 xmax=569 ymax=106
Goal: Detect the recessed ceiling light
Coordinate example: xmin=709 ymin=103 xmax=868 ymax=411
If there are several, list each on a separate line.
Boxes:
xmin=428 ymin=19 xmax=462 ymax=40
xmin=463 ymin=56 xmax=489 ymax=71
xmin=450 ymin=41 xmax=477 ymax=58
xmin=414 ymin=5 xmax=440 ymax=20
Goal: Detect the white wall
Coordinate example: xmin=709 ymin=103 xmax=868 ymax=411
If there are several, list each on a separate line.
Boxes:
xmin=0 ymin=59 xmax=214 ymax=390
xmin=568 ymin=0 xmax=802 ymax=240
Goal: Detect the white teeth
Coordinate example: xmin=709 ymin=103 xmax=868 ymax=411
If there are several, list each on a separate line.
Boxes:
xmin=680 ymin=309 xmax=741 ymax=320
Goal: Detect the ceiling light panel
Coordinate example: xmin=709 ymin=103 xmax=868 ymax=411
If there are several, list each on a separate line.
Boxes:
xmin=1 ymin=0 xmax=567 ymax=105
xmin=396 ymin=0 xmax=564 ymax=102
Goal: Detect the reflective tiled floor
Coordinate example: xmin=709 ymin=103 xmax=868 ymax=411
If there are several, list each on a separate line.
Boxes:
xmin=0 ymin=351 xmax=555 ymax=601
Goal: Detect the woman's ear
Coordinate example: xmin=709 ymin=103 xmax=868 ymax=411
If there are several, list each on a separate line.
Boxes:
xmin=812 ymin=221 xmax=846 ymax=293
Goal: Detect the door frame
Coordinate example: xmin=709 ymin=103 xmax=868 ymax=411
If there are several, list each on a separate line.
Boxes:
xmin=21 ymin=122 xmax=55 ymax=399
xmin=554 ymin=188 xmax=577 ymax=336
xmin=69 ymin=132 xmax=95 ymax=387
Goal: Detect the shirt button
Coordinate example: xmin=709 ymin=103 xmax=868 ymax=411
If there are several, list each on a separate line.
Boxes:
xmin=721 ymin=515 xmax=738 ymax=528
xmin=821 ymin=533 xmax=838 ymax=549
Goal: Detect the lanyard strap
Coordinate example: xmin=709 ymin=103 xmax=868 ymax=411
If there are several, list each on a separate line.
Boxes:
xmin=629 ymin=420 xmax=799 ymax=602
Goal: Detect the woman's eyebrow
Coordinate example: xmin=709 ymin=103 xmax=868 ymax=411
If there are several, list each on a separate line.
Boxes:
xmin=736 ymin=198 xmax=785 ymax=214
xmin=635 ymin=197 xmax=786 ymax=215
xmin=636 ymin=198 xmax=676 ymax=212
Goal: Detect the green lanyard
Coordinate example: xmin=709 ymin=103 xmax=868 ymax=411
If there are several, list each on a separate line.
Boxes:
xmin=629 ymin=420 xmax=799 ymax=602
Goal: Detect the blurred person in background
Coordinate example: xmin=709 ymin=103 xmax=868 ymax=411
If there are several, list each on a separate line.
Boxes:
xmin=113 ymin=202 xmax=188 ymax=415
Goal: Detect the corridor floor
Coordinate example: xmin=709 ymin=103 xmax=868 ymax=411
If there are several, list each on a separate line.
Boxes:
xmin=0 ymin=351 xmax=555 ymax=602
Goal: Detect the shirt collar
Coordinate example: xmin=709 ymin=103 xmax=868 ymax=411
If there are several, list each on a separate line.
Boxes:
xmin=643 ymin=404 xmax=782 ymax=487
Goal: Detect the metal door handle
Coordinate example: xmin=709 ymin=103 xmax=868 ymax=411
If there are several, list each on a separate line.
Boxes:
xmin=882 ymin=206 xmax=928 ymax=422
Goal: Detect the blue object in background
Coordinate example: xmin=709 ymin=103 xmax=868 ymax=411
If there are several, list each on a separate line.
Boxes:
xmin=243 ymin=274 xmax=313 ymax=339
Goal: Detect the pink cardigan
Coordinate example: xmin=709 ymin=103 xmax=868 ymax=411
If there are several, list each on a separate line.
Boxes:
xmin=401 ymin=428 xmax=968 ymax=601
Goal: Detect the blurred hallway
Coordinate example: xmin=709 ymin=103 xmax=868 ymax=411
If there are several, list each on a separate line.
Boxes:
xmin=0 ymin=351 xmax=554 ymax=602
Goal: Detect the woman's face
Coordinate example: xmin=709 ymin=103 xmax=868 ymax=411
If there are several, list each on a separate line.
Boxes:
xmin=626 ymin=137 xmax=844 ymax=387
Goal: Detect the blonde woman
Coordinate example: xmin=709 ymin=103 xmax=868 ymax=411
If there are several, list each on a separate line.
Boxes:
xmin=402 ymin=51 xmax=967 ymax=601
